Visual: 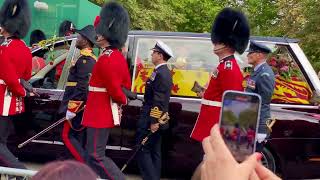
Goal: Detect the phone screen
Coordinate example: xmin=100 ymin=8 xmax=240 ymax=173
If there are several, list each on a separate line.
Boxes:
xmin=219 ymin=91 xmax=261 ymax=162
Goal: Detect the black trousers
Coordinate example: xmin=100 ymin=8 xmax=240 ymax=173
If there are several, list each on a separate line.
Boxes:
xmin=61 ymin=112 xmax=88 ymax=163
xmin=0 ymin=116 xmax=26 ymax=169
xmin=136 ymin=130 xmax=162 ymax=180
xmin=136 ymin=106 xmax=162 ymax=180
xmin=86 ymin=127 xmax=125 ymax=180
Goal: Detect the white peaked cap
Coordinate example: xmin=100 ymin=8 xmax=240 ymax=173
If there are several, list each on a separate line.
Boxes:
xmin=153 ymin=40 xmax=174 ymax=58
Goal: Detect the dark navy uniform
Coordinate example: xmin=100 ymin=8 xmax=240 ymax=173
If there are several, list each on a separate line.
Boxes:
xmin=60 ymin=47 xmax=96 ymax=163
xmin=245 ymin=41 xmax=275 ymax=151
xmin=137 ymin=41 xmax=173 ymax=180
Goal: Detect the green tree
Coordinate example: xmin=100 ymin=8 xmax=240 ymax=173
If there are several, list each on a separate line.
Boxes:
xmin=89 ymin=0 xmax=186 ymax=31
xmin=271 ymin=0 xmax=320 ymax=72
xmin=173 ymin=0 xmax=221 ymax=33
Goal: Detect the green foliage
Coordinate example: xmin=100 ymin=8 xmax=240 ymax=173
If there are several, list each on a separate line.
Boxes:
xmin=118 ymin=0 xmax=186 ymax=31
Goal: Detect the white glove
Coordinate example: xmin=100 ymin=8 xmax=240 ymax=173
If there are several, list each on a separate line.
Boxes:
xmin=256 ymin=133 xmax=267 ymax=143
xmin=66 ymin=110 xmax=76 ymax=120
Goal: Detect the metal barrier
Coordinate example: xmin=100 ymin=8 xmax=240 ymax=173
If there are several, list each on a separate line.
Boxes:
xmin=0 ymin=166 xmax=36 ymax=180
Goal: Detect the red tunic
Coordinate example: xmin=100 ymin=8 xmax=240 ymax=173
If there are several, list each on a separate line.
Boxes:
xmin=0 ymin=38 xmax=32 ymax=116
xmin=190 ymin=56 xmax=243 ymax=142
xmin=81 ymin=48 xmax=131 ymax=128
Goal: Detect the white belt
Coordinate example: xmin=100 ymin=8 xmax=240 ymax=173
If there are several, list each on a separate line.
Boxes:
xmin=201 ymin=99 xmax=221 ymax=107
xmin=0 ymin=79 xmax=5 ymax=85
xmin=88 ymin=86 xmax=107 ymax=92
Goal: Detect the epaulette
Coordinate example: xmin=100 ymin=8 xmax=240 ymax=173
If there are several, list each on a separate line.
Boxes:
xmin=104 ymin=49 xmax=113 ymax=57
xmin=80 ymin=48 xmax=97 ymax=61
xmin=1 ymin=39 xmax=12 ymax=47
xmin=212 ymin=68 xmax=219 ymax=79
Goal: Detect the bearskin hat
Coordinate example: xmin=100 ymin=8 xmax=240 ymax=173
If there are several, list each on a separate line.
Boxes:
xmin=211 ymin=8 xmax=250 ymax=54
xmin=96 ymin=1 xmax=130 ymax=49
xmin=59 ymin=20 xmax=75 ymax=37
xmin=30 ymin=29 xmax=46 ymax=46
xmin=0 ymin=0 xmax=31 ymax=39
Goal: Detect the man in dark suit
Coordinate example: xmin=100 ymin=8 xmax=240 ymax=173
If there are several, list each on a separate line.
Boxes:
xmin=137 ymin=40 xmax=173 ymax=180
xmin=59 ymin=25 xmax=97 ymax=163
xmin=245 ymin=41 xmax=275 ymax=151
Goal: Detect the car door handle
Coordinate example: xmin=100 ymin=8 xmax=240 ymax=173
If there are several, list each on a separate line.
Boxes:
xmin=283 ymin=130 xmax=293 ymax=137
xmin=34 ymin=99 xmax=51 ymax=105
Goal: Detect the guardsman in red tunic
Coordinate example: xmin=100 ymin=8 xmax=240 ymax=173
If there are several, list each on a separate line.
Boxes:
xmin=81 ymin=2 xmax=131 ymax=180
xmin=0 ymin=0 xmax=32 ymax=171
xmin=190 ymin=8 xmax=250 ymax=142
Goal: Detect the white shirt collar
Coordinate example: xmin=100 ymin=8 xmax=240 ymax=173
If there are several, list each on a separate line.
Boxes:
xmin=254 ymin=61 xmax=266 ymax=71
xmin=155 ymin=63 xmax=167 ymax=69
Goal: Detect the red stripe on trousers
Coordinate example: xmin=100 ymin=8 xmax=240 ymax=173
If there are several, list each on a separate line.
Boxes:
xmin=62 ymin=121 xmax=84 ymax=163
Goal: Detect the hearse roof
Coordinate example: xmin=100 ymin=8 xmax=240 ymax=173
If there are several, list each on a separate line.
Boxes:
xmin=129 ymin=31 xmax=299 ymax=43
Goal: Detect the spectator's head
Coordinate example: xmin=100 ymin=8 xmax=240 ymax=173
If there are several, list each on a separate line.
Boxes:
xmin=32 ymin=160 xmax=97 ymax=180
xmin=0 ymin=0 xmax=31 ymax=39
xmin=75 ymin=25 xmax=96 ymax=49
xmin=59 ymin=20 xmax=75 ymax=37
xmin=211 ymin=8 xmax=250 ymax=57
xmin=30 ymin=29 xmax=46 ymax=47
xmin=95 ymin=1 xmax=130 ymax=49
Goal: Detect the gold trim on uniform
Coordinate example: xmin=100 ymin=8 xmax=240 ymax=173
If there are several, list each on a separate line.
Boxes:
xmin=66 ymin=81 xmax=77 ymax=87
xmin=80 ymin=48 xmax=97 ymax=61
xmin=67 ymin=100 xmax=84 ymax=113
xmin=150 ymin=106 xmax=162 ymax=119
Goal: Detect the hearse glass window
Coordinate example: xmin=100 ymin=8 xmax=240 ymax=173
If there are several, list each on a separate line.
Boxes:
xmin=132 ymin=37 xmax=221 ymax=97
xmin=240 ymin=43 xmax=312 ymax=105
xmin=32 ymin=41 xmax=71 ymax=89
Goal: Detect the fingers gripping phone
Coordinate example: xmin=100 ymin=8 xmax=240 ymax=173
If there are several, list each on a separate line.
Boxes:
xmin=219 ymin=90 xmax=261 ymax=162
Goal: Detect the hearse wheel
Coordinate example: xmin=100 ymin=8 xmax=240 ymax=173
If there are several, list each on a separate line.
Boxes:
xmin=261 ymin=147 xmax=276 ymax=173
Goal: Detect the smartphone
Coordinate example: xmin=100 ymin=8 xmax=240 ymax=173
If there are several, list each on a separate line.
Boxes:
xmin=219 ymin=90 xmax=261 ymax=162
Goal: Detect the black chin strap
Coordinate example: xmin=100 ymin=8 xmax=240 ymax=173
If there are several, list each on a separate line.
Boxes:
xmin=214 ymin=46 xmax=227 ymax=52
